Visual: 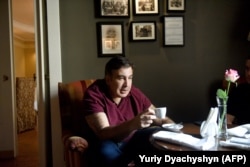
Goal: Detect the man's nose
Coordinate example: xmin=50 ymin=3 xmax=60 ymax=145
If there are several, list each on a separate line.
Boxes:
xmin=123 ymin=79 xmax=129 ymax=86
xmin=124 ymin=79 xmax=128 ymax=86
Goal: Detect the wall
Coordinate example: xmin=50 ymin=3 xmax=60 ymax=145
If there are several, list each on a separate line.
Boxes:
xmin=14 ymin=38 xmax=36 ymax=77
xmin=59 ymin=0 xmax=250 ymax=122
xmin=14 ymin=39 xmax=26 ymax=77
xmin=24 ymin=47 xmax=36 ymax=77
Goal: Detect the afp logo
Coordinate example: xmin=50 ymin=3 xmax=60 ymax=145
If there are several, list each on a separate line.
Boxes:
xmin=222 ymin=155 xmax=246 ymax=164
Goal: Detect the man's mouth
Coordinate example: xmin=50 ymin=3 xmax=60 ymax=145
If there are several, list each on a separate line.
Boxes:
xmin=120 ymin=89 xmax=128 ymax=93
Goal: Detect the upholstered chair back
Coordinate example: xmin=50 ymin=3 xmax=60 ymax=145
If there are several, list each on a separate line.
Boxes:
xmin=58 ymin=79 xmax=95 ymax=138
xmin=58 ymin=79 xmax=95 ymax=167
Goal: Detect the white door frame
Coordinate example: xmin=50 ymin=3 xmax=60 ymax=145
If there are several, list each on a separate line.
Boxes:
xmin=35 ymin=0 xmax=63 ymax=166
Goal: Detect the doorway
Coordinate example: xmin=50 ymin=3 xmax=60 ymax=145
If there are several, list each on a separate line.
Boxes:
xmin=12 ymin=0 xmax=39 ymax=164
xmin=1 ymin=0 xmax=61 ymax=166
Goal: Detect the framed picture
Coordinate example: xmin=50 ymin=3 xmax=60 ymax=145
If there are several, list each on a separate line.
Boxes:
xmin=133 ymin=0 xmax=159 ymax=15
xmin=96 ymin=22 xmax=125 ymax=57
xmin=130 ymin=21 xmax=157 ymax=41
xmin=163 ymin=16 xmax=184 ymax=46
xmin=97 ymin=0 xmax=130 ymax=17
xmin=167 ymin=0 xmax=185 ymax=12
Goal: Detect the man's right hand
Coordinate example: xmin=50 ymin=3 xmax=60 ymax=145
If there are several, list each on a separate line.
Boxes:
xmin=136 ymin=109 xmax=156 ymax=128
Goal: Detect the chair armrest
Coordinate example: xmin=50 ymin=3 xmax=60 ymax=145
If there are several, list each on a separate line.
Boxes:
xmin=62 ymin=130 xmax=88 ymax=152
xmin=66 ymin=136 xmax=88 ymax=152
xmin=62 ymin=130 xmax=89 ymax=167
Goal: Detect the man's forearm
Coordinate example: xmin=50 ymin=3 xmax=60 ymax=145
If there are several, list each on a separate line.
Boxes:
xmin=97 ymin=118 xmax=139 ymax=141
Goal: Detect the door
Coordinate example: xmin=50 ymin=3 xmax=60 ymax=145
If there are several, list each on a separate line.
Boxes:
xmin=0 ymin=0 xmax=17 ymax=158
xmin=1 ymin=0 xmax=63 ymax=166
xmin=35 ymin=0 xmax=64 ymax=166
xmin=0 ymin=0 xmax=51 ymax=165
xmin=35 ymin=0 xmax=52 ymax=165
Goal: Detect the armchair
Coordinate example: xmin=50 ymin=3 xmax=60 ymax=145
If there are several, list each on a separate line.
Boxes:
xmin=58 ymin=79 xmax=95 ymax=167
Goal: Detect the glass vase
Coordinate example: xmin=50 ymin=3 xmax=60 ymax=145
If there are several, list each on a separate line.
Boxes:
xmin=216 ymin=96 xmax=228 ymax=140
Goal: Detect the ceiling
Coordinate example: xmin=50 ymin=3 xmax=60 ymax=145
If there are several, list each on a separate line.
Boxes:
xmin=12 ymin=0 xmax=35 ymax=42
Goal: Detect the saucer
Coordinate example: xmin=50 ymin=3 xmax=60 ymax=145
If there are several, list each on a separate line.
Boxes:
xmin=162 ymin=123 xmax=184 ymax=132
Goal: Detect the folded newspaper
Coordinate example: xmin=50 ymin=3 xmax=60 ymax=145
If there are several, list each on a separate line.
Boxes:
xmin=152 ymin=131 xmax=216 ymax=150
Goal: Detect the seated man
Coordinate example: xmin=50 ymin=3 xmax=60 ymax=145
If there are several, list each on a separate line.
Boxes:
xmin=82 ymin=56 xmax=174 ymax=167
xmin=227 ymin=56 xmax=250 ymax=124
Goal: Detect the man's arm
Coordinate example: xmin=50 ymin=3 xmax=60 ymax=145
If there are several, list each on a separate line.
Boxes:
xmin=85 ymin=106 xmax=156 ymax=141
xmin=227 ymin=113 xmax=235 ymax=124
xmin=152 ymin=116 xmax=175 ymax=125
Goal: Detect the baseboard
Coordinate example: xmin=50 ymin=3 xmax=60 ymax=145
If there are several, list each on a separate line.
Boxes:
xmin=0 ymin=150 xmax=14 ymax=159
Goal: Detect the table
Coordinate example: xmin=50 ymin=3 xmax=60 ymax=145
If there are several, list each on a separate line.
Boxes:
xmin=151 ymin=123 xmax=241 ymax=151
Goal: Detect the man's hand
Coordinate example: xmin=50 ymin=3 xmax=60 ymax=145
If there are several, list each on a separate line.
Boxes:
xmin=136 ymin=109 xmax=156 ymax=128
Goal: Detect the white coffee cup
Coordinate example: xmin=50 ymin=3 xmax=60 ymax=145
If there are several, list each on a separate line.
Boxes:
xmin=155 ymin=107 xmax=167 ymax=119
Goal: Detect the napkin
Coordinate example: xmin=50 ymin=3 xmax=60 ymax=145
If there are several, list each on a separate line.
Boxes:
xmin=220 ymin=124 xmax=250 ymax=150
xmin=242 ymin=123 xmax=250 ymax=131
xmin=220 ymin=140 xmax=250 ymax=151
xmin=230 ymin=137 xmax=250 ymax=145
xmin=152 ymin=130 xmax=216 ymax=150
xmin=200 ymin=107 xmax=218 ymax=137
xmin=227 ymin=126 xmax=248 ymax=138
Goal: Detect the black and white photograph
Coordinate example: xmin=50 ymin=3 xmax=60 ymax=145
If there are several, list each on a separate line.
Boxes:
xmin=96 ymin=22 xmax=125 ymax=57
xmin=167 ymin=0 xmax=185 ymax=12
xmin=133 ymin=0 xmax=159 ymax=15
xmin=130 ymin=21 xmax=156 ymax=41
xmin=99 ymin=0 xmax=130 ymax=17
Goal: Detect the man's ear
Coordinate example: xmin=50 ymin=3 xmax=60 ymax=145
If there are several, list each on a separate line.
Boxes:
xmin=105 ymin=75 xmax=111 ymax=85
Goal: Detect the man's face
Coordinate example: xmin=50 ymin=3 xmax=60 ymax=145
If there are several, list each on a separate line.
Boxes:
xmin=245 ymin=59 xmax=250 ymax=84
xmin=106 ymin=67 xmax=133 ymax=99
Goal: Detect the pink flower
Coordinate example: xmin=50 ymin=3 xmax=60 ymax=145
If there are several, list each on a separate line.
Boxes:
xmin=217 ymin=69 xmax=239 ymax=133
xmin=217 ymin=69 xmax=240 ymax=99
xmin=225 ymin=69 xmax=240 ymax=83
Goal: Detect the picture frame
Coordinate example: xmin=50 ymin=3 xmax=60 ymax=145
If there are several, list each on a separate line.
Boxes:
xmin=130 ymin=21 xmax=157 ymax=41
xmin=167 ymin=0 xmax=185 ymax=12
xmin=133 ymin=0 xmax=159 ymax=15
xmin=96 ymin=22 xmax=125 ymax=57
xmin=97 ymin=0 xmax=130 ymax=17
xmin=163 ymin=16 xmax=184 ymax=46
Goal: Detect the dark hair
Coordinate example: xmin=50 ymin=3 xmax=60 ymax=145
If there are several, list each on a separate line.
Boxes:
xmin=105 ymin=56 xmax=134 ymax=76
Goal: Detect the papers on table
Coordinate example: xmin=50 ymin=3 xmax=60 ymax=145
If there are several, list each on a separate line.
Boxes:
xmin=230 ymin=137 xmax=250 ymax=145
xmin=152 ymin=123 xmax=250 ymax=151
xmin=220 ymin=139 xmax=250 ymax=151
xmin=219 ymin=124 xmax=250 ymax=150
xmin=152 ymin=130 xmax=216 ymax=150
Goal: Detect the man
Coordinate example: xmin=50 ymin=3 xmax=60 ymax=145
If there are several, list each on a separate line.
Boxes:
xmin=227 ymin=56 xmax=250 ymax=124
xmin=82 ymin=56 xmax=174 ymax=167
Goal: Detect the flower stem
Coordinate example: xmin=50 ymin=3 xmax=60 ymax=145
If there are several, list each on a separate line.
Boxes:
xmin=219 ymin=104 xmax=226 ymax=130
xmin=226 ymin=82 xmax=231 ymax=96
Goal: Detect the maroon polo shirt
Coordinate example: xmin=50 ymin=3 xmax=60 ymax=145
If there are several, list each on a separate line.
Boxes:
xmin=83 ymin=79 xmax=152 ymax=126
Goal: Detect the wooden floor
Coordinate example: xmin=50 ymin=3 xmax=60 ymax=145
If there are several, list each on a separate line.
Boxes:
xmin=0 ymin=129 xmax=39 ymax=167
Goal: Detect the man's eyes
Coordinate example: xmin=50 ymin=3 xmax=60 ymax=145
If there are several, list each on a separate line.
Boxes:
xmin=117 ymin=76 xmax=133 ymax=80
